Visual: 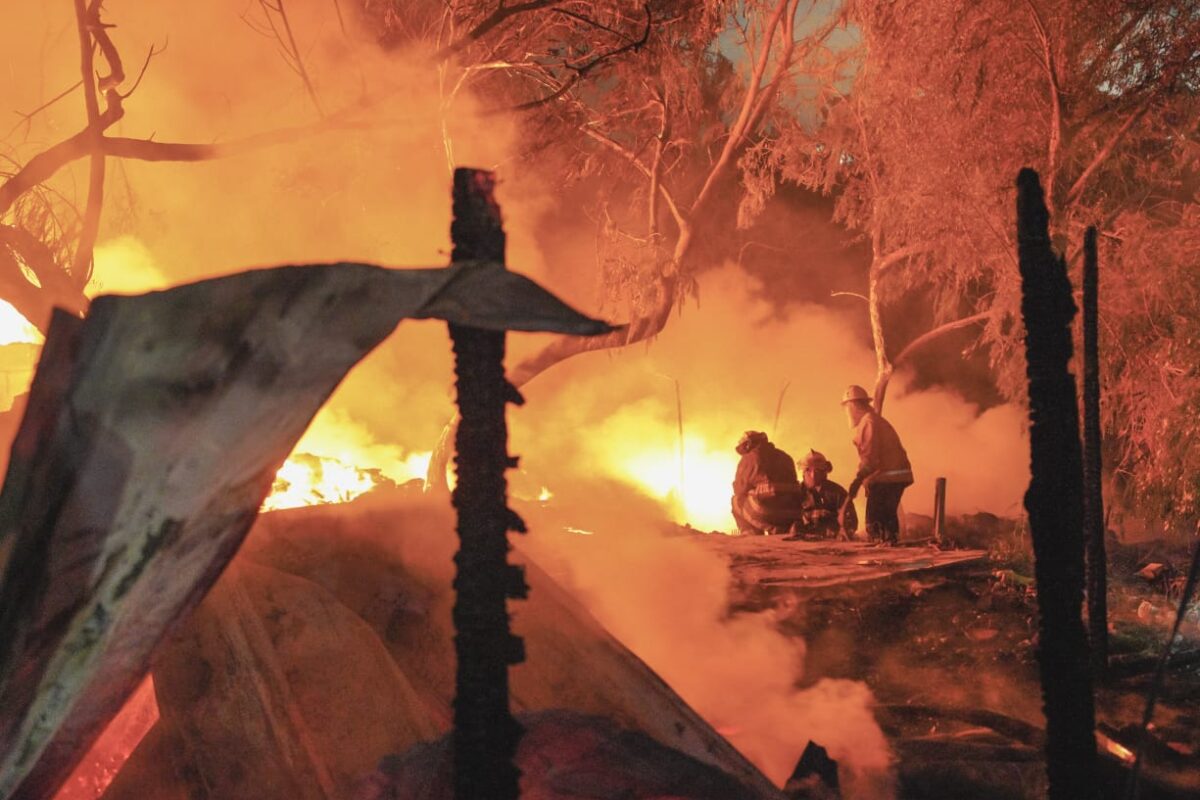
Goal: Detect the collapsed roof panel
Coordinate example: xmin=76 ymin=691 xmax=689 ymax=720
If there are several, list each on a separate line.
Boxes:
xmin=0 ymin=262 xmax=610 ymax=800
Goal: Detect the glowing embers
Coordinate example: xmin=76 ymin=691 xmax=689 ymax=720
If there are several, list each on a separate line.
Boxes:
xmin=50 ymin=677 xmax=158 ymax=800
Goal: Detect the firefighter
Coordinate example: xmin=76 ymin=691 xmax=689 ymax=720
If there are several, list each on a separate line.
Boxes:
xmin=789 ymin=449 xmax=856 ymax=539
xmin=838 ymin=385 xmax=913 ymax=545
xmin=730 ymin=430 xmax=805 ymax=535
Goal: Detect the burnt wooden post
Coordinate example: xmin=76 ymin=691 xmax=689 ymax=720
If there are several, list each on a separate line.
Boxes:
xmin=1082 ymin=226 xmax=1108 ymax=677
xmin=932 ymin=477 xmax=946 ymax=545
xmin=447 ymin=168 xmax=527 ymax=800
xmin=1016 ymin=168 xmax=1098 ymax=799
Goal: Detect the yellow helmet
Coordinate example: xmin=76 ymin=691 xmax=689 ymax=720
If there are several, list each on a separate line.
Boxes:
xmin=798 ymin=449 xmax=833 ymax=473
xmin=840 ymin=384 xmax=871 ymax=405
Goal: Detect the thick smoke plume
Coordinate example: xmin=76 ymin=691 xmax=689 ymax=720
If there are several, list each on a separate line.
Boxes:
xmin=520 ymin=484 xmax=897 ymax=796
xmin=511 ymin=266 xmax=1030 ymax=530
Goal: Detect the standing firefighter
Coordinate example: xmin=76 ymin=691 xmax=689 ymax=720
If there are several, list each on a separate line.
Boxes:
xmin=792 ymin=449 xmax=856 ymax=539
xmin=839 ymin=386 xmax=913 ymax=545
xmin=731 ymin=431 xmax=805 ymax=535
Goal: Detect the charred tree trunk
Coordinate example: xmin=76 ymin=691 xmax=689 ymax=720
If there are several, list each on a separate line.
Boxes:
xmin=1082 ymin=226 xmax=1108 ymax=677
xmin=447 ymin=168 xmax=527 ymax=800
xmin=1016 ymin=168 xmax=1098 ymax=800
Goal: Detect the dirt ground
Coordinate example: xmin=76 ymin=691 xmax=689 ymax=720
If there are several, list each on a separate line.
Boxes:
xmin=720 ymin=517 xmax=1200 ymax=799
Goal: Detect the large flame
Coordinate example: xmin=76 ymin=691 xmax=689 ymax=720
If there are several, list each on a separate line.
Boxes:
xmin=616 ymin=432 xmax=739 ymax=532
xmin=0 ymin=300 xmax=42 ymax=346
xmin=0 ymin=301 xmax=43 ymax=412
xmin=263 ymin=409 xmax=431 ymax=511
xmin=263 ymin=453 xmax=390 ymax=510
xmin=573 ymin=401 xmax=746 ymax=531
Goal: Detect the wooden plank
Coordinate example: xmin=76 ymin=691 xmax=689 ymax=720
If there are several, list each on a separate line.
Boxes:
xmin=690 ymin=536 xmax=988 ymax=592
xmin=0 ymin=263 xmax=611 ymax=800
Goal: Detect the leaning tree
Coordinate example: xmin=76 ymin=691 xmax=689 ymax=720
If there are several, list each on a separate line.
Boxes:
xmin=420 ymin=0 xmax=858 ymax=483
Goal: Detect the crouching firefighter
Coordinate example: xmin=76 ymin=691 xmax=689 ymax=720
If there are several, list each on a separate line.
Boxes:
xmin=791 ymin=449 xmax=857 ymax=539
xmin=731 ymin=431 xmax=805 ymax=535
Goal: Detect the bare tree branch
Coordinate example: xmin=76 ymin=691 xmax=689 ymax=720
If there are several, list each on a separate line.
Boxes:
xmin=0 ymin=93 xmax=433 ymax=219
xmin=552 ymin=7 xmax=634 ymax=39
xmin=435 ymin=0 xmax=568 ymax=59
xmin=892 ymin=310 xmax=994 ymax=366
xmin=256 ymin=0 xmax=325 ymax=116
xmin=510 ymin=5 xmax=652 ymax=112
xmin=5 ymin=81 xmax=83 ymax=141
xmin=647 ymin=89 xmax=667 ymax=241
xmin=1065 ymin=105 xmax=1150 ymax=206
xmin=874 ymin=242 xmax=931 ymax=275
xmin=118 ymin=42 xmax=168 ymax=101
xmin=70 ymin=0 xmax=113 ymax=286
xmin=0 ymin=224 xmax=88 ymax=333
xmin=689 ymin=0 xmax=796 ymax=218
xmin=581 ymin=126 xmax=685 ymax=234
xmin=329 ymin=0 xmax=349 ymax=37
xmin=87 ymin=1 xmax=125 ymax=91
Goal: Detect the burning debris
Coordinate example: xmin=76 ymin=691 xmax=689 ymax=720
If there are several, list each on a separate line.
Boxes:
xmin=0 ymin=202 xmax=611 ymax=799
xmin=264 ymin=452 xmax=398 ymax=511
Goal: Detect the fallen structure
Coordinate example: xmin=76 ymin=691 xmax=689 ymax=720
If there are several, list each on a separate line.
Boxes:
xmin=0 ymin=259 xmax=612 ymax=800
xmin=94 ymin=497 xmax=783 ymax=799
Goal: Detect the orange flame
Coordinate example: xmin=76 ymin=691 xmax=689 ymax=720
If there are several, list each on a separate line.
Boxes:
xmin=0 ymin=300 xmax=41 ymax=346
xmin=262 ymin=408 xmax=432 ymax=510
xmin=263 ymin=453 xmax=390 ymax=510
xmin=616 ymin=433 xmax=740 ymax=532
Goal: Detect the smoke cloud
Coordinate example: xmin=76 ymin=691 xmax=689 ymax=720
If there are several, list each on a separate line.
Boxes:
xmin=519 ymin=483 xmax=896 ymax=797
xmin=510 ymin=265 xmax=1030 ymax=529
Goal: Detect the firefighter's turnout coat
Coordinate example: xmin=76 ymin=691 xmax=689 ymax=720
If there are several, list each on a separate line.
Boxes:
xmin=731 ymin=441 xmax=805 ymax=534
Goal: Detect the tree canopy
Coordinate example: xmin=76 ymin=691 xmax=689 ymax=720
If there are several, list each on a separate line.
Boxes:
xmin=774 ymin=0 xmax=1200 ymax=529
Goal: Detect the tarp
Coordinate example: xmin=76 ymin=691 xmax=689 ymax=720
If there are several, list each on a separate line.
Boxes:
xmin=0 ymin=263 xmax=611 ymax=800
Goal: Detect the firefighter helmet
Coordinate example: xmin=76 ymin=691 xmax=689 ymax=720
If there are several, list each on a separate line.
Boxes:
xmin=840 ymin=384 xmax=872 ymax=405
xmin=798 ymin=449 xmax=833 ymax=473
xmin=736 ymin=430 xmax=768 ymax=455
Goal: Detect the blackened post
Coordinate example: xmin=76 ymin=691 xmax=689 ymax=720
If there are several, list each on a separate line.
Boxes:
xmin=1082 ymin=226 xmax=1108 ymax=677
xmin=1016 ymin=168 xmax=1097 ymax=799
xmin=932 ymin=477 xmax=946 ymax=545
xmin=448 ymin=168 xmax=528 ymax=800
